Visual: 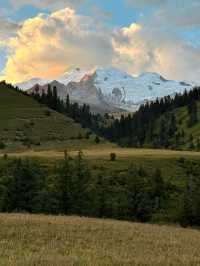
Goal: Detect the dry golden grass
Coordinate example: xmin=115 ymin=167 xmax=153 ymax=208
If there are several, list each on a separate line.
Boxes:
xmin=1 ymin=147 xmax=200 ymax=160
xmin=0 ymin=214 xmax=199 ymax=266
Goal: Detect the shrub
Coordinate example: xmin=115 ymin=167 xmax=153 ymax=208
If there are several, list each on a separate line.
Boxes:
xmin=95 ymin=136 xmax=100 ymax=144
xmin=110 ymin=153 xmax=116 ymax=161
xmin=0 ymin=141 xmax=6 ymax=150
xmin=44 ymin=110 xmax=51 ymax=116
xmin=3 ymin=154 xmax=8 ymax=160
xmin=78 ymin=133 xmax=83 ymax=139
xmin=85 ymin=131 xmax=91 ymax=139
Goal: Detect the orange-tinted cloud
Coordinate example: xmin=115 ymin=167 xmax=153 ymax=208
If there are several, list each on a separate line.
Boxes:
xmin=1 ymin=5 xmax=200 ymax=84
xmin=2 ymin=8 xmax=113 ymax=83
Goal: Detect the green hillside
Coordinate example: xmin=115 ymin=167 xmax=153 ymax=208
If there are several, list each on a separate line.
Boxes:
xmin=0 ymin=82 xmax=109 ymax=151
xmin=171 ymin=101 xmax=200 ymax=146
xmin=105 ymin=87 xmax=200 ymax=151
xmin=149 ymin=100 xmax=200 ymax=150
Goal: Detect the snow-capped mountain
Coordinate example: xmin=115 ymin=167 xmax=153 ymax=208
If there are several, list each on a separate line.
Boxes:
xmin=16 ymin=78 xmax=49 ymax=91
xmin=65 ymin=67 xmax=194 ymax=111
xmin=57 ymin=68 xmax=91 ymax=85
xmin=17 ymin=67 xmax=196 ymax=113
xmin=15 ymin=68 xmax=89 ymax=92
xmin=91 ymin=68 xmax=193 ymax=111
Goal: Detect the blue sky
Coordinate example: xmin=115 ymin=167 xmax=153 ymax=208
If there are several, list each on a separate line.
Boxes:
xmin=1 ymin=0 xmax=141 ymax=26
xmin=0 ymin=0 xmax=200 ymax=82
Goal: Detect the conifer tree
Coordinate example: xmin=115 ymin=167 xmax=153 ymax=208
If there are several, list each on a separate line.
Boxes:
xmin=3 ymin=159 xmax=44 ymax=213
xmin=73 ymin=151 xmax=90 ymax=215
xmin=65 ymin=94 xmax=70 ymax=114
xmin=57 ymin=150 xmax=74 ymax=214
xmin=188 ymin=100 xmax=198 ymax=127
xmin=52 ymin=86 xmax=58 ymax=110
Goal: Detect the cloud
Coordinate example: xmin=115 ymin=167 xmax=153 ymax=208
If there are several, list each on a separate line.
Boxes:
xmin=111 ymin=0 xmax=200 ymax=81
xmin=2 ymin=2 xmax=200 ymax=83
xmin=0 ymin=17 xmax=21 ymax=39
xmin=112 ymin=19 xmax=200 ymax=81
xmin=128 ymin=0 xmax=200 ymax=28
xmin=2 ymin=8 xmax=114 ymax=83
xmin=9 ymin=0 xmax=86 ymax=11
xmin=155 ymin=1 xmax=200 ymax=28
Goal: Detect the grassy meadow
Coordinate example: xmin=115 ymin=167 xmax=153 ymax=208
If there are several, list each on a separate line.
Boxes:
xmin=1 ymin=146 xmax=200 ymax=180
xmin=0 ymin=214 xmax=199 ymax=266
xmin=0 ymin=84 xmax=111 ymax=151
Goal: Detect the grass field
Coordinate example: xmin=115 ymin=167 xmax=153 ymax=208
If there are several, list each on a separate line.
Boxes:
xmin=1 ymin=147 xmax=200 ymax=191
xmin=0 ymin=213 xmax=199 ymax=266
xmin=2 ymin=147 xmax=200 ymax=159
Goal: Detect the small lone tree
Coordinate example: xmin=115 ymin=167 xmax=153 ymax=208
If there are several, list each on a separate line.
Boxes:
xmin=95 ymin=136 xmax=100 ymax=144
xmin=110 ymin=153 xmax=116 ymax=161
xmin=0 ymin=141 xmax=6 ymax=150
xmin=3 ymin=154 xmax=8 ymax=160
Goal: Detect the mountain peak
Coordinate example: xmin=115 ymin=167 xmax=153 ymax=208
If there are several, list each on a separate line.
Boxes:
xmin=58 ymin=68 xmax=90 ymax=85
xmin=16 ymin=77 xmax=49 ymax=91
xmin=17 ymin=67 xmax=195 ymax=113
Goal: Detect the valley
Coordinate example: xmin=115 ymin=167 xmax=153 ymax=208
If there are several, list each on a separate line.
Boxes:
xmin=1 ymin=1 xmax=200 ymax=265
xmin=1 ymin=73 xmax=200 ymax=266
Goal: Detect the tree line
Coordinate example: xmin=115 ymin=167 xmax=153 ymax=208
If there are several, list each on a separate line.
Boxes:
xmin=104 ymin=87 xmax=200 ymax=149
xmin=31 ymin=84 xmax=104 ymax=131
xmin=0 ymin=154 xmax=199 ymax=226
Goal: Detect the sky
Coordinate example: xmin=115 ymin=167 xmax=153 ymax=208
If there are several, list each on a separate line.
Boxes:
xmin=0 ymin=0 xmax=200 ymax=83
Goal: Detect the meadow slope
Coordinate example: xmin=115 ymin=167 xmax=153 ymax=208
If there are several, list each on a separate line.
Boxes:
xmin=0 ymin=82 xmax=112 ymax=151
xmin=0 ymin=214 xmax=199 ymax=266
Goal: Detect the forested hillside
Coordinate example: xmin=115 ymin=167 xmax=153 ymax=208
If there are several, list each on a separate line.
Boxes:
xmin=31 ymin=83 xmax=200 ymax=151
xmin=105 ymin=87 xmax=200 ymax=150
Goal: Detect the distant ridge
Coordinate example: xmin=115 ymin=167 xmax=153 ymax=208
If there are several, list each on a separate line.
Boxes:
xmin=16 ymin=67 xmax=197 ymax=113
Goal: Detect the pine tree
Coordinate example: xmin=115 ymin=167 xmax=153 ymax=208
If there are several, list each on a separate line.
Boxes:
xmin=95 ymin=174 xmax=107 ymax=217
xmin=153 ymin=168 xmax=165 ymax=211
xmin=52 ymin=86 xmax=58 ymax=110
xmin=47 ymin=84 xmax=52 ymax=106
xmin=188 ymin=101 xmax=198 ymax=127
xmin=95 ymin=136 xmax=100 ymax=144
xmin=56 ymin=151 xmax=74 ymax=214
xmin=159 ymin=119 xmax=168 ymax=147
xmin=189 ymin=134 xmax=194 ymax=149
xmin=168 ymin=114 xmax=177 ymax=137
xmin=73 ymin=151 xmax=90 ymax=215
xmin=196 ymin=138 xmax=200 ymax=151
xmin=3 ymin=159 xmax=45 ymax=213
xmin=65 ymin=94 xmax=70 ymax=114
xmin=180 ymin=173 xmax=200 ymax=226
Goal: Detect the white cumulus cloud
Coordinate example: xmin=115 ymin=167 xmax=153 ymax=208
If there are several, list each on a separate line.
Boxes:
xmin=2 ymin=8 xmax=114 ymax=83
xmin=1 ymin=3 xmax=200 ymax=83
